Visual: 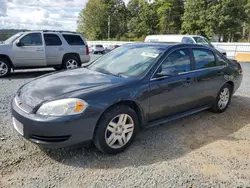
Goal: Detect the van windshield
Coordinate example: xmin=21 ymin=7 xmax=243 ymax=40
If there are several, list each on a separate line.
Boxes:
xmin=193 ymin=37 xmax=213 ymax=47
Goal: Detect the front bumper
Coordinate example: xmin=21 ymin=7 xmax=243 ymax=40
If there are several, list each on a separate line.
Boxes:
xmin=11 ymin=98 xmax=99 ymax=148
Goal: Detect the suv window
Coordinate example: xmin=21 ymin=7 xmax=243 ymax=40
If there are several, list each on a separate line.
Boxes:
xmin=158 ymin=48 xmax=191 ymax=74
xmin=63 ymin=35 xmax=85 ymax=45
xmin=216 ymin=54 xmax=227 ymax=66
xmin=44 ymin=34 xmax=62 ymax=46
xmin=20 ymin=33 xmax=42 ymax=46
xmin=182 ymin=37 xmax=194 ymax=44
xmin=193 ymin=49 xmax=216 ymax=69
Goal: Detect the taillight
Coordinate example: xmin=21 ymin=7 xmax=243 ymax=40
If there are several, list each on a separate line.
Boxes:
xmin=86 ymin=45 xmax=90 ymax=55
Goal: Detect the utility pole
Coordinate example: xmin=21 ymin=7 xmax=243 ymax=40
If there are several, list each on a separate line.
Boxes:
xmin=108 ymin=15 xmax=111 ymax=40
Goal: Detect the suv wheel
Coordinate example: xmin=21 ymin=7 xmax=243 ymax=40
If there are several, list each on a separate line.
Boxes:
xmin=94 ymin=105 xmax=139 ymax=154
xmin=211 ymin=83 xmax=232 ymax=113
xmin=63 ymin=55 xmax=80 ymax=70
xmin=0 ymin=58 xmax=11 ymax=77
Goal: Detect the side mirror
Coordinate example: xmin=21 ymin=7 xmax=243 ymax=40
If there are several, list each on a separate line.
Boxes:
xmin=157 ymin=69 xmax=178 ymax=78
xmin=16 ymin=41 xmax=23 ymax=47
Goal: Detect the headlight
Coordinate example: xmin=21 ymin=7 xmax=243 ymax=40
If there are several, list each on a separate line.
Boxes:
xmin=36 ymin=98 xmax=88 ymax=116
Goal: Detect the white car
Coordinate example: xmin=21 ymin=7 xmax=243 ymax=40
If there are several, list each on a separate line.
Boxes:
xmin=145 ymin=35 xmax=227 ymax=56
xmin=90 ymin=45 xmax=105 ymax=54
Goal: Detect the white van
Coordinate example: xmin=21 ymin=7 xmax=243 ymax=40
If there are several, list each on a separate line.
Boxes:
xmin=144 ymin=35 xmax=227 ymax=56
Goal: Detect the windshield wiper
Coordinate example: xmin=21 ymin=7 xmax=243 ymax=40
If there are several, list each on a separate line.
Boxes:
xmin=98 ymin=69 xmax=125 ymax=78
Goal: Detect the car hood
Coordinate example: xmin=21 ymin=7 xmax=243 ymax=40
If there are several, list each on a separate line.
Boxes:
xmin=17 ymin=68 xmax=127 ymax=108
xmin=0 ymin=44 xmax=11 ymax=51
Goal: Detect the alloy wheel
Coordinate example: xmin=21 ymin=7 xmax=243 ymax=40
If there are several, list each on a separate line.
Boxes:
xmin=0 ymin=61 xmax=8 ymax=76
xmin=66 ymin=59 xmax=78 ymax=69
xmin=218 ymin=88 xmax=230 ymax=110
xmin=105 ymin=114 xmax=134 ymax=149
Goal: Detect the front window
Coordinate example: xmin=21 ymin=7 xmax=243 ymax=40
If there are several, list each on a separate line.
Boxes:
xmin=157 ymin=48 xmax=191 ymax=75
xmin=20 ymin=33 xmax=42 ymax=46
xmin=4 ymin=32 xmax=23 ymax=44
xmin=88 ymin=45 xmax=166 ymax=78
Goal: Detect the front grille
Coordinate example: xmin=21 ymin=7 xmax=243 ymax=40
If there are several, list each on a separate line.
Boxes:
xmin=31 ymin=135 xmax=71 ymax=142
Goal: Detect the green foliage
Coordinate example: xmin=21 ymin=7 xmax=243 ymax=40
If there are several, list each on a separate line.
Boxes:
xmin=156 ymin=0 xmax=184 ymax=34
xmin=77 ymin=0 xmax=250 ymax=42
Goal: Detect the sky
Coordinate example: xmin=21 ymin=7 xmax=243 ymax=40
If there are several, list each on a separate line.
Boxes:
xmin=0 ymin=0 xmax=122 ymax=31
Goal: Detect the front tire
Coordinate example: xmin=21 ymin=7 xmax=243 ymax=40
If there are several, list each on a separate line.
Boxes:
xmin=211 ymin=83 xmax=232 ymax=113
xmin=0 ymin=58 xmax=11 ymax=77
xmin=94 ymin=105 xmax=139 ymax=154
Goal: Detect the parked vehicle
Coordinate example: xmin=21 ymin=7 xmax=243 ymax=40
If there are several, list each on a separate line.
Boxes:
xmin=0 ymin=30 xmax=90 ymax=77
xmin=104 ymin=45 xmax=121 ymax=53
xmin=12 ymin=43 xmax=242 ymax=154
xmin=90 ymin=44 xmax=105 ymax=54
xmin=145 ymin=35 xmax=227 ymax=56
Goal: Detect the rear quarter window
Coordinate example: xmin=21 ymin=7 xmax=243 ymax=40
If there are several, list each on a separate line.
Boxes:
xmin=62 ymin=35 xmax=85 ymax=45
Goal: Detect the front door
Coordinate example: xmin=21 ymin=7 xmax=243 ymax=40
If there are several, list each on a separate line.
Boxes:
xmin=148 ymin=48 xmax=198 ymax=122
xmin=13 ymin=33 xmax=46 ymax=67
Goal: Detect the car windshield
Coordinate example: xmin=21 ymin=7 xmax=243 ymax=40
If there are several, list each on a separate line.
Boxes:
xmin=4 ymin=32 xmax=24 ymax=44
xmin=193 ymin=37 xmax=213 ymax=47
xmin=88 ymin=45 xmax=166 ymax=78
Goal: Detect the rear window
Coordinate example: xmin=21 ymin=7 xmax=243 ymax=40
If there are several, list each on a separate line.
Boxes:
xmin=62 ymin=35 xmax=85 ymax=45
xmin=96 ymin=45 xmax=103 ymax=48
xmin=193 ymin=49 xmax=216 ymax=69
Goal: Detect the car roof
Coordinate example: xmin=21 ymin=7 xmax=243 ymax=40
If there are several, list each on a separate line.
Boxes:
xmin=123 ymin=42 xmax=212 ymax=50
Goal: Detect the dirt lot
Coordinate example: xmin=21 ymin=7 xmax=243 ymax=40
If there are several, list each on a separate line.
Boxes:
xmin=0 ymin=62 xmax=250 ymax=188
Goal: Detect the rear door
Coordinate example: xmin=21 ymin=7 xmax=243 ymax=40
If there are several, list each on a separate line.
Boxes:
xmin=148 ymin=48 xmax=198 ymax=121
xmin=191 ymin=48 xmax=224 ymax=105
xmin=13 ymin=32 xmax=46 ymax=67
xmin=44 ymin=34 xmax=64 ymax=66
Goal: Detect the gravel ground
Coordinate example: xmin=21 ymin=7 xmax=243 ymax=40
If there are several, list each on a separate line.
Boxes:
xmin=0 ymin=60 xmax=250 ymax=188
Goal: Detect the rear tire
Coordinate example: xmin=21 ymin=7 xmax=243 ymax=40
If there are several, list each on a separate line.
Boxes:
xmin=0 ymin=58 xmax=11 ymax=77
xmin=93 ymin=105 xmax=139 ymax=154
xmin=210 ymin=83 xmax=232 ymax=113
xmin=62 ymin=55 xmax=80 ymax=70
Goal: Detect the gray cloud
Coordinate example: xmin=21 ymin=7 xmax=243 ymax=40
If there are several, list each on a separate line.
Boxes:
xmin=0 ymin=0 xmax=7 ymax=17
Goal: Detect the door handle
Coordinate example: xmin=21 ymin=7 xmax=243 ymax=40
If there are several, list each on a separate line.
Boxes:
xmin=36 ymin=48 xmax=44 ymax=51
xmin=59 ymin=47 xmax=64 ymax=51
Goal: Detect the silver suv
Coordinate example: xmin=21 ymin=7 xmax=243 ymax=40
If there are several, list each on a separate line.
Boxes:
xmin=0 ymin=31 xmax=90 ymax=77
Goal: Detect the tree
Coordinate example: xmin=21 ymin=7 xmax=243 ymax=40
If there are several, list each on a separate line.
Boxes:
xmin=127 ymin=0 xmax=159 ymax=40
xmin=181 ymin=0 xmax=212 ymax=37
xmin=156 ymin=0 xmax=184 ymax=34
xmin=182 ymin=0 xmax=246 ymax=41
xmin=105 ymin=0 xmax=128 ymax=39
xmin=244 ymin=0 xmax=250 ymax=41
xmin=77 ymin=0 xmax=108 ymax=40
xmin=211 ymin=0 xmax=247 ymax=42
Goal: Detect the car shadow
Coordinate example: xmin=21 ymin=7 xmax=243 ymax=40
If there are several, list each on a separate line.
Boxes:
xmin=42 ymin=95 xmax=250 ymax=169
xmin=2 ymin=70 xmax=55 ymax=80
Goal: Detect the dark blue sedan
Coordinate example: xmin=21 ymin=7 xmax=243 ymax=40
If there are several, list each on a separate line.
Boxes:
xmin=12 ymin=43 xmax=243 ymax=154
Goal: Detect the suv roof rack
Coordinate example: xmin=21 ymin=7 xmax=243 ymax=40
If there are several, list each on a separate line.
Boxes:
xmin=42 ymin=30 xmax=77 ymax=34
